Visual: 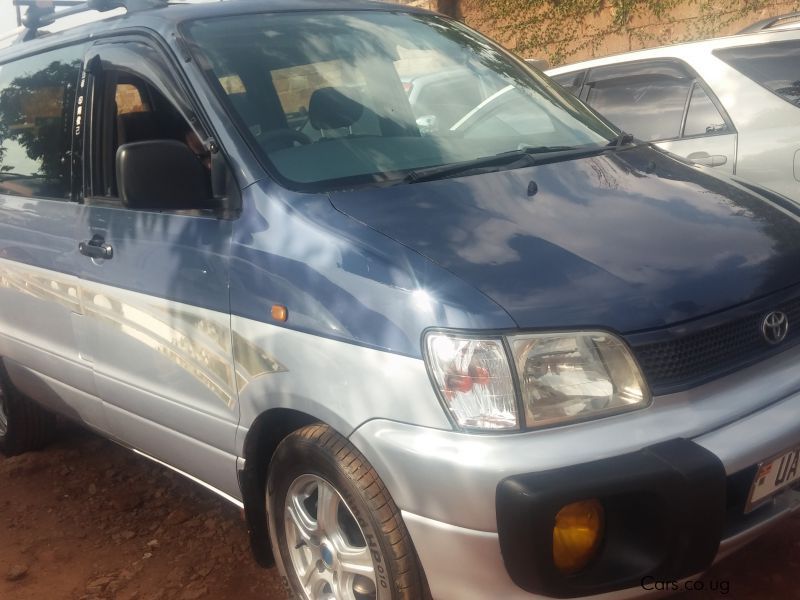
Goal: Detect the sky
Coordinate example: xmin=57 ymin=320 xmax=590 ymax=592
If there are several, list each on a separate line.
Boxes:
xmin=1 ymin=2 xmax=119 ymax=43
xmin=0 ymin=2 xmax=24 ymax=33
xmin=0 ymin=0 xmax=216 ymax=42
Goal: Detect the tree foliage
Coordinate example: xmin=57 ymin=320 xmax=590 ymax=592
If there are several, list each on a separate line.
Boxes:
xmin=478 ymin=0 xmax=800 ymax=65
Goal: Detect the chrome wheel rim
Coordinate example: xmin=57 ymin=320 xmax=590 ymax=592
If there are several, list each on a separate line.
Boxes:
xmin=284 ymin=474 xmax=378 ymax=600
xmin=0 ymin=384 xmax=7 ymax=437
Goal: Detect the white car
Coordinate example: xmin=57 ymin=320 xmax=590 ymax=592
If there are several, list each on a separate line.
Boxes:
xmin=547 ymin=16 xmax=800 ymax=202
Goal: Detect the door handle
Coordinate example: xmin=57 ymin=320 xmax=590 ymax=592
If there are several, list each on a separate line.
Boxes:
xmin=79 ymin=235 xmax=114 ymax=260
xmin=687 ymin=152 xmax=728 ymax=167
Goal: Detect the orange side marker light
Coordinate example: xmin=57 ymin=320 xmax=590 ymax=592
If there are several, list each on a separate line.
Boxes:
xmin=271 ymin=304 xmax=288 ymax=322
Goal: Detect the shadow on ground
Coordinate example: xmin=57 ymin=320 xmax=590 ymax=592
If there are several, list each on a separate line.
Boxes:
xmin=1 ymin=425 xmax=798 ymax=599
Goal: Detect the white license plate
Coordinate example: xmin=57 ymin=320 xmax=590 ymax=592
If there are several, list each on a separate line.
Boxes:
xmin=747 ymin=446 xmax=800 ymax=511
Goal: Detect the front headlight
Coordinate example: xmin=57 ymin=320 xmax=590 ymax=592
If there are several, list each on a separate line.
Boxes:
xmin=423 ymin=330 xmax=650 ymax=432
xmin=509 ymin=332 xmax=650 ymax=428
xmin=424 ymin=333 xmax=518 ymax=431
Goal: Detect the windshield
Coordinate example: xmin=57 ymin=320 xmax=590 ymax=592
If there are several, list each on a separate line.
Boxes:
xmin=184 ymin=11 xmax=616 ymax=190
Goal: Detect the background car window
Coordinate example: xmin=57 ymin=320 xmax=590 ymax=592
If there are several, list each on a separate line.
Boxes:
xmin=714 ymin=41 xmax=800 ymax=107
xmin=551 ymin=71 xmax=585 ymax=95
xmin=683 ymin=84 xmax=729 ymax=137
xmin=0 ymin=45 xmax=84 ymax=200
xmin=585 ymin=61 xmax=693 ymax=141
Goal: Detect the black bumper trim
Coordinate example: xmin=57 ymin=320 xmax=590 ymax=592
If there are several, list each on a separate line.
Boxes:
xmin=496 ymin=438 xmax=726 ymax=598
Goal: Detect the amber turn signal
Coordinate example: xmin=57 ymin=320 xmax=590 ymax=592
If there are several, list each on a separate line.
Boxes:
xmin=553 ymin=499 xmax=604 ymax=574
xmin=271 ymin=304 xmax=288 ymax=322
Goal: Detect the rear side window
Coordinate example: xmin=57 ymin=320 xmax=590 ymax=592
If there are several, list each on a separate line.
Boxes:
xmin=584 ymin=61 xmax=694 ymax=142
xmin=0 ymin=45 xmax=83 ymax=199
xmin=551 ymin=71 xmax=585 ymax=96
xmin=683 ymin=84 xmax=729 ymax=137
xmin=714 ymin=41 xmax=800 ymax=108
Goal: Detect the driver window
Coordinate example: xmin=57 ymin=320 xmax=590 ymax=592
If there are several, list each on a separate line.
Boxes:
xmin=93 ymin=71 xmax=211 ymax=200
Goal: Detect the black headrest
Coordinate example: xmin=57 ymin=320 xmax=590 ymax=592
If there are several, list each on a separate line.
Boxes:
xmin=308 ymin=87 xmax=364 ymax=130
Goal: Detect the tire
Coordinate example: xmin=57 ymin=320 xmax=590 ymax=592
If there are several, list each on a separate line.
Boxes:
xmin=0 ymin=364 xmax=56 ymax=456
xmin=267 ymin=423 xmax=427 ymax=600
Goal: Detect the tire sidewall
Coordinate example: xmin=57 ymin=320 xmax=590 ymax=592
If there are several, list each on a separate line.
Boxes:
xmin=0 ymin=384 xmax=8 ymax=451
xmin=0 ymin=380 xmax=14 ymax=454
xmin=267 ymin=435 xmax=395 ymax=600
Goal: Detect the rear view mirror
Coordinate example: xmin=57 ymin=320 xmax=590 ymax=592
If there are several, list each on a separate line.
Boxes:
xmin=116 ymin=140 xmax=212 ymax=210
xmin=416 ymin=115 xmax=439 ymax=136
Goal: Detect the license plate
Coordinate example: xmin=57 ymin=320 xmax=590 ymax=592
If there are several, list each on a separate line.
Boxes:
xmin=747 ymin=446 xmax=800 ymax=511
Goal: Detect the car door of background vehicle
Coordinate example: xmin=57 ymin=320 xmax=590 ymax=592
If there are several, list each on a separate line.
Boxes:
xmin=74 ymin=39 xmax=240 ymax=498
xmin=713 ymin=39 xmax=800 ymax=201
xmin=566 ymin=59 xmax=738 ymax=173
xmin=0 ymin=42 xmax=109 ymax=430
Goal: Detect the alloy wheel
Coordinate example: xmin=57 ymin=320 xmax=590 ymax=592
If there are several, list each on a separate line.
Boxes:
xmin=284 ymin=474 xmax=378 ymax=600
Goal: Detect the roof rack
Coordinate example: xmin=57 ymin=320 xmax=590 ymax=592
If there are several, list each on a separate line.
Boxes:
xmin=738 ymin=11 xmax=800 ymax=34
xmin=12 ymin=0 xmax=168 ymax=43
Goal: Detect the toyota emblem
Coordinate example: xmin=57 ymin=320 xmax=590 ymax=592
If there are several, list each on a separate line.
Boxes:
xmin=762 ymin=311 xmax=789 ymax=345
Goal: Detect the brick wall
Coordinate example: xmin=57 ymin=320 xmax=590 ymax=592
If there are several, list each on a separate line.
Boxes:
xmin=387 ymin=0 xmax=800 ymax=65
xmin=460 ymin=0 xmax=800 ymax=65
xmin=389 ymin=0 xmax=457 ymax=15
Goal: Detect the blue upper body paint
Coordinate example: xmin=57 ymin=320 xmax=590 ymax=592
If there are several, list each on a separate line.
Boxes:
xmin=228 ymin=145 xmax=800 ymax=358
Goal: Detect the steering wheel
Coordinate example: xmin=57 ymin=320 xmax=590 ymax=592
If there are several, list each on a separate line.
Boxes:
xmin=257 ymin=128 xmax=313 ymax=152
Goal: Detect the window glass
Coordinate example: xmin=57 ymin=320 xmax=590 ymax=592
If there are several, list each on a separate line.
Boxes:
xmin=185 ymin=11 xmax=615 ymax=190
xmin=683 ymin=84 xmax=729 ymax=137
xmin=97 ymin=72 xmax=211 ymax=199
xmin=115 ymin=83 xmax=149 ymax=115
xmin=585 ymin=62 xmax=693 ymax=141
xmin=452 ymin=86 xmax=557 ymax=139
xmin=218 ymin=74 xmax=246 ymax=94
xmin=270 ymin=59 xmax=373 ymax=137
xmin=412 ymin=70 xmax=493 ymax=130
xmin=714 ymin=41 xmax=800 ymax=108
xmin=0 ymin=45 xmax=83 ymax=199
xmin=551 ymin=71 xmax=584 ymax=95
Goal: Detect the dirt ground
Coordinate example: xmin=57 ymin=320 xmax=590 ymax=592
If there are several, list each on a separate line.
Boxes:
xmin=1 ymin=425 xmax=799 ymax=600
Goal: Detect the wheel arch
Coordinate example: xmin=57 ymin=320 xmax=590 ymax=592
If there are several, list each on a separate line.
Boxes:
xmin=239 ymin=407 xmax=321 ymax=567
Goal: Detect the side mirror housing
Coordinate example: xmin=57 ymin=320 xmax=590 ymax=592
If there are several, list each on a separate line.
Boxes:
xmin=116 ymin=140 xmax=213 ymax=210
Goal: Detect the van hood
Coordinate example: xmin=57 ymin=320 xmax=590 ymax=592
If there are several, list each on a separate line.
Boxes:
xmin=329 ymin=146 xmax=800 ymax=333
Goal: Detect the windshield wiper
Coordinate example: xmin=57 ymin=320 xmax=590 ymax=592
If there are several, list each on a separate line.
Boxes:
xmin=404 ymin=151 xmax=536 ymax=184
xmin=405 ymin=145 xmax=597 ymax=184
xmin=606 ymin=132 xmax=636 ymax=150
xmin=505 ymin=145 xmax=579 ymax=155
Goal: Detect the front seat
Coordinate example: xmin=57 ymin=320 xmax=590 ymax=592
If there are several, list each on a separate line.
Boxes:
xmin=308 ymin=87 xmax=365 ymax=136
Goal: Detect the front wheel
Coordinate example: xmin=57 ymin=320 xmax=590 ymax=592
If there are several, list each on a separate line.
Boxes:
xmin=0 ymin=365 xmax=56 ymax=456
xmin=267 ymin=424 xmax=427 ymax=600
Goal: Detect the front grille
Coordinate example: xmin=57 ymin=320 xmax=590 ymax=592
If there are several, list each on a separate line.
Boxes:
xmin=631 ymin=296 xmax=800 ymax=394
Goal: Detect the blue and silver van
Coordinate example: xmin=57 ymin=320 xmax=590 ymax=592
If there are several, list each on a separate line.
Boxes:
xmin=1 ymin=1 xmax=800 ymax=598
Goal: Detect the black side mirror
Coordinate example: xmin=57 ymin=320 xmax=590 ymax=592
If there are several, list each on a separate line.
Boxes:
xmin=116 ymin=140 xmax=212 ymax=210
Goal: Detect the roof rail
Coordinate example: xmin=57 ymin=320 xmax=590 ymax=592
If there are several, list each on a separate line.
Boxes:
xmin=738 ymin=11 xmax=800 ymax=34
xmin=12 ymin=0 xmax=168 ymax=43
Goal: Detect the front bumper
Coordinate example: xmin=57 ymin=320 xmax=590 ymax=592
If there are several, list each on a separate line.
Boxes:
xmin=349 ymin=350 xmax=800 ymax=599
xmin=496 ymin=439 xmax=725 ymax=597
xmin=400 ymin=488 xmax=800 ymax=600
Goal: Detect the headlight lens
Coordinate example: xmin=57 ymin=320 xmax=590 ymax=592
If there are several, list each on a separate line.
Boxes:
xmin=425 ymin=333 xmax=518 ymax=431
xmin=509 ymin=332 xmax=650 ymax=428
